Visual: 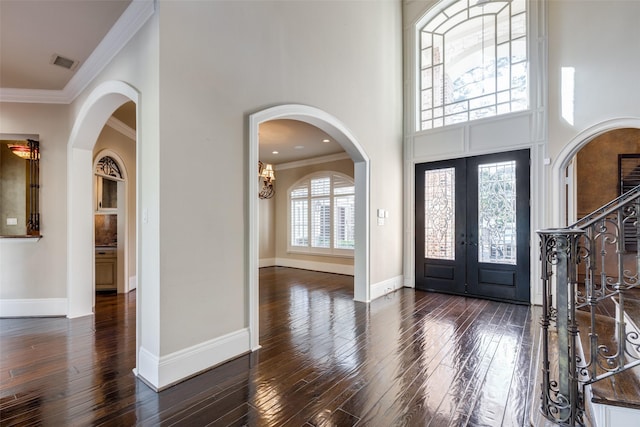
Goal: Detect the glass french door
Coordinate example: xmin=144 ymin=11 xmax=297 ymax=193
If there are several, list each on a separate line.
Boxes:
xmin=415 ymin=149 xmax=530 ymax=303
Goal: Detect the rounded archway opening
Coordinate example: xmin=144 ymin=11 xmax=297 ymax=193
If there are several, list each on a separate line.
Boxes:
xmin=248 ymin=104 xmax=370 ymax=350
xmin=67 ymin=81 xmax=139 ymax=366
xmin=552 ymin=119 xmax=640 ymax=228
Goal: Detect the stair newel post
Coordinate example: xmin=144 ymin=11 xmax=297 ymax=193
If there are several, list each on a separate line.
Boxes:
xmin=567 ymin=230 xmax=584 ymax=427
xmin=537 ymin=228 xmax=586 ymax=426
xmin=538 ymin=231 xmax=554 ymax=422
xmin=616 ymin=205 xmax=626 ymax=370
xmin=586 ymin=224 xmax=599 ymax=382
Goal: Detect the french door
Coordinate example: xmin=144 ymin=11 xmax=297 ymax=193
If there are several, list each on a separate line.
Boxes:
xmin=415 ymin=149 xmax=530 ymax=303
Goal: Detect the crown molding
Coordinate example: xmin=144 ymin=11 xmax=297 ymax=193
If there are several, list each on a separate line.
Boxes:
xmin=0 ymin=0 xmax=155 ymax=105
xmin=106 ymin=117 xmax=136 ymax=141
xmin=275 ymin=152 xmax=351 ymax=171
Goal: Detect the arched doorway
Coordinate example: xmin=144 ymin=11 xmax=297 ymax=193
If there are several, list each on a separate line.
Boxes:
xmin=248 ymin=104 xmax=370 ymax=351
xmin=67 ymin=81 xmax=139 ymax=366
xmin=552 ymin=119 xmax=640 ymax=228
xmin=93 ymin=150 xmax=129 ymax=294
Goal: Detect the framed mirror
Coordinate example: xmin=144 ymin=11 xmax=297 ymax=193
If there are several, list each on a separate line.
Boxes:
xmin=0 ymin=134 xmax=40 ymax=237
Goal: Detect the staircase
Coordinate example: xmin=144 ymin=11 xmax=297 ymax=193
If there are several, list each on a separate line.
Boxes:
xmin=535 ymin=186 xmax=640 ymax=427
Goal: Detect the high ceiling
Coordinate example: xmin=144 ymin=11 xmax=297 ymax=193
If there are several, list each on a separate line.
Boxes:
xmin=0 ymin=0 xmax=347 ymax=165
xmin=0 ymin=0 xmax=131 ymax=90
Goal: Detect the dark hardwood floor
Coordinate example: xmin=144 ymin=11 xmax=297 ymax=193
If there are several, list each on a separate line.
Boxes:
xmin=1 ymin=267 xmax=541 ymax=426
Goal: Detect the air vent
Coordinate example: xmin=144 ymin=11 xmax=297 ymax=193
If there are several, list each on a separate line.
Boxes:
xmin=50 ymin=54 xmax=78 ymax=70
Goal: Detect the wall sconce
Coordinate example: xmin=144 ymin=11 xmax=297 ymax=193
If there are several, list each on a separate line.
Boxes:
xmin=8 ymin=140 xmax=39 ymax=160
xmin=259 ymin=161 xmax=275 ymax=199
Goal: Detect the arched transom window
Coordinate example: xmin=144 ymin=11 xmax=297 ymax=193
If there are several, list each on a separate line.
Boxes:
xmin=96 ymin=156 xmax=123 ymax=179
xmin=289 ymin=172 xmax=355 ymax=256
xmin=418 ymin=0 xmax=528 ymax=131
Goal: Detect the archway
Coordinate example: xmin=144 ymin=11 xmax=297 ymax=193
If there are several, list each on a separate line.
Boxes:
xmin=552 ymin=118 xmax=640 ymax=228
xmin=93 ymin=149 xmax=129 ymax=294
xmin=248 ymin=104 xmax=370 ymax=351
xmin=67 ymin=82 xmax=139 ymax=374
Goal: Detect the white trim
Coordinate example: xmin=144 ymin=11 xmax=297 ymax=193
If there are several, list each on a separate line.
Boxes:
xmin=273 ymin=258 xmax=354 ymax=276
xmin=259 ymin=258 xmax=276 ymax=268
xmin=106 ymin=117 xmax=136 ymax=141
xmin=0 ymin=237 xmax=42 ymax=242
xmin=591 ymin=401 xmax=640 ymax=427
xmin=0 ymin=0 xmax=154 ymax=104
xmin=275 ymin=152 xmax=351 ymax=170
xmin=137 ymin=328 xmax=250 ymax=391
xmin=249 ymin=104 xmax=371 ymax=352
xmin=129 ymin=275 xmax=137 ymax=291
xmin=370 ymin=275 xmax=405 ymax=302
xmin=0 ymin=298 xmax=67 ymax=317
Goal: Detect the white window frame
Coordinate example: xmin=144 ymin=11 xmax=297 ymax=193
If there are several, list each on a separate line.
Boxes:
xmin=416 ymin=0 xmax=529 ymax=131
xmin=287 ymin=171 xmax=355 ymax=258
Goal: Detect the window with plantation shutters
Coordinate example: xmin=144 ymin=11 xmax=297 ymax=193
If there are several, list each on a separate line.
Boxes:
xmin=619 ymin=154 xmax=640 ymax=252
xmin=289 ymin=172 xmax=355 ymax=256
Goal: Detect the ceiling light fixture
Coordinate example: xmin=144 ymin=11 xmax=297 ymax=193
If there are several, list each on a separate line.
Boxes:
xmin=258 ymin=161 xmax=276 ymax=199
xmin=322 ymin=139 xmax=330 ymax=143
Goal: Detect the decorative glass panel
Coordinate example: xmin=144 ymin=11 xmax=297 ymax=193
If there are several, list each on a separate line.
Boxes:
xmin=424 ymin=168 xmax=455 ymax=260
xmin=478 ymin=161 xmax=517 ymax=264
xmin=418 ymin=0 xmax=528 ymax=131
xmin=96 ymin=156 xmax=122 ymax=179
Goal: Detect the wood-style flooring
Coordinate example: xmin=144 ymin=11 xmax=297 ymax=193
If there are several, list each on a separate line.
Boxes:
xmin=1 ymin=267 xmax=541 ymax=426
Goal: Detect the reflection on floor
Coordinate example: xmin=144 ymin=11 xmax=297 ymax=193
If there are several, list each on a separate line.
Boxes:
xmin=0 ymin=266 xmax=540 ymax=426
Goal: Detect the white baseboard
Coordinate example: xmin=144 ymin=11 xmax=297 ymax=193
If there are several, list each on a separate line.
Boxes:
xmin=370 ymin=275 xmax=404 ymax=301
xmin=137 ymin=327 xmax=251 ymax=391
xmin=259 ymin=258 xmax=276 ymax=268
xmin=274 ymin=257 xmax=354 ymax=276
xmin=129 ymin=275 xmax=137 ymax=291
xmin=592 ymin=401 xmax=640 ymax=427
xmin=0 ymin=298 xmax=67 ymax=317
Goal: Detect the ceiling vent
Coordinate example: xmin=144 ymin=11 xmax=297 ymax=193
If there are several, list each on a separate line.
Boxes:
xmin=50 ymin=54 xmax=79 ymax=70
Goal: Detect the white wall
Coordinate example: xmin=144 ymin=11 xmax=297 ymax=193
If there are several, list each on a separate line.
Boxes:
xmin=546 ymin=0 xmax=640 ymax=161
xmin=0 ymin=103 xmax=69 ymax=307
xmin=258 ymin=196 xmax=275 ymax=264
xmin=155 ymin=0 xmax=403 ymax=359
xmin=1 ymin=0 xmax=403 ymax=388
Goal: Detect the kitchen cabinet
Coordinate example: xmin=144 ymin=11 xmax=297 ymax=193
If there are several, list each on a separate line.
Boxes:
xmin=96 ymin=247 xmax=116 ymax=291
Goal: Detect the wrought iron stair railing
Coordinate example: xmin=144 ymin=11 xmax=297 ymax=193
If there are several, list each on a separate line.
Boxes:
xmin=537 ymin=185 xmax=640 ymax=426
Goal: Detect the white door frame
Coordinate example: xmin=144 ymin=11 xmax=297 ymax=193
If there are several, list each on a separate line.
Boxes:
xmin=248 ymin=104 xmax=370 ymax=351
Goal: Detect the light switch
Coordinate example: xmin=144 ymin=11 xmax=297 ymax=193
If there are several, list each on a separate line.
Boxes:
xmin=6 ymin=218 xmax=17 ymax=226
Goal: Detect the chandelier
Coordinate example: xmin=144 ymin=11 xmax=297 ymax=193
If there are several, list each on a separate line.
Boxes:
xmin=259 ymin=161 xmax=275 ymax=199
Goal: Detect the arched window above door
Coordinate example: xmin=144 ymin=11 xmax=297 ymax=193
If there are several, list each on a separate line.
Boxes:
xmin=96 ymin=155 xmax=123 ymax=179
xmin=95 ymin=155 xmax=123 ymax=212
xmin=417 ymin=0 xmax=528 ymax=131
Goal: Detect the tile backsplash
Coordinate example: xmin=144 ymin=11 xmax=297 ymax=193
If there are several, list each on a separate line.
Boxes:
xmin=95 ymin=214 xmax=117 ymax=246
